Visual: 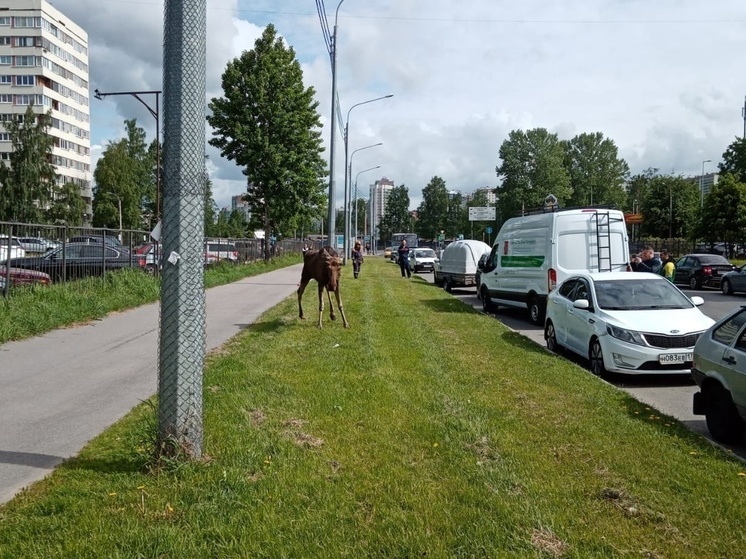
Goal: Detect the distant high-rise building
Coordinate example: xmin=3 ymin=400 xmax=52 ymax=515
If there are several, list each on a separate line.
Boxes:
xmin=0 ymin=0 xmax=91 ymax=220
xmin=370 ymin=176 xmax=394 ymax=237
xmin=692 ymin=172 xmax=719 ymax=199
xmin=231 ymin=194 xmax=250 ymax=221
xmin=468 ymin=186 xmax=496 ymax=205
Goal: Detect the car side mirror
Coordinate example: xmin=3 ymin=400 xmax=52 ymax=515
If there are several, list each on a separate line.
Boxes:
xmin=573 ymin=299 xmax=590 ymax=310
xmin=478 ymin=261 xmax=484 ymax=270
xmin=690 ymin=296 xmax=705 ymax=306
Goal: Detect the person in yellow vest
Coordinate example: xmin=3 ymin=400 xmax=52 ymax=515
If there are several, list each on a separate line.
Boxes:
xmin=659 ymin=249 xmax=676 ymax=282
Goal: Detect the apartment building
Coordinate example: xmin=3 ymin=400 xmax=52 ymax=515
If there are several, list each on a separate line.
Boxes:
xmin=369 ymin=176 xmax=394 ymax=239
xmin=0 ymin=0 xmax=91 ymax=220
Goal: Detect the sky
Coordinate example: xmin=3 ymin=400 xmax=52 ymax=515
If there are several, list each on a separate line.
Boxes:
xmin=52 ymin=0 xmax=746 ymax=212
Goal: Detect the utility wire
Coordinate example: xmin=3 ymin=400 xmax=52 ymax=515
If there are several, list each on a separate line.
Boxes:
xmin=315 ymin=0 xmax=331 ymax=54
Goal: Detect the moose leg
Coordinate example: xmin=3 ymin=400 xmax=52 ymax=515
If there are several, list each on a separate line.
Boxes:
xmin=333 ymin=287 xmax=350 ymax=328
xmin=326 ymin=287 xmax=336 ymax=321
xmin=297 ymin=279 xmax=309 ymax=320
xmin=316 ymin=283 xmax=325 ymax=329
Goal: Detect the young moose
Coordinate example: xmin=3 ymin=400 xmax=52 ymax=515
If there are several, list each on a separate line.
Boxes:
xmin=297 ymin=246 xmax=349 ymax=329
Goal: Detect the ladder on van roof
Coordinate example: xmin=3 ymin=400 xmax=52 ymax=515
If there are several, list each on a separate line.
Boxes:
xmin=593 ymin=211 xmax=622 ymax=272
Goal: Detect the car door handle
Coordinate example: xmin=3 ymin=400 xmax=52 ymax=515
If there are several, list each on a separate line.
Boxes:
xmin=723 ymin=356 xmax=737 ymax=365
xmin=588 ymin=319 xmax=595 ymax=324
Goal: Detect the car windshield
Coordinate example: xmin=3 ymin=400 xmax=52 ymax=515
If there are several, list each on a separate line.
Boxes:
xmin=593 ymin=279 xmax=694 ymax=310
xmin=414 ymin=249 xmax=435 ymax=258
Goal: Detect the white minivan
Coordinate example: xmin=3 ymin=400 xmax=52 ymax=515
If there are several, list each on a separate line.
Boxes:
xmin=478 ymin=208 xmax=630 ymax=324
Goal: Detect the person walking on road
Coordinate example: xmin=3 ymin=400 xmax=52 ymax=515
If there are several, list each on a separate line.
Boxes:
xmin=352 ymin=241 xmax=364 ymax=279
xmin=398 ymin=239 xmax=412 ymax=278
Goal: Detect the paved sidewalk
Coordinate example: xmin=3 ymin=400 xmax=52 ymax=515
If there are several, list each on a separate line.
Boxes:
xmin=0 ymin=264 xmax=303 ymax=504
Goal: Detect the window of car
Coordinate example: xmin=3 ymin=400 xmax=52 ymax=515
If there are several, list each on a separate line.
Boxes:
xmin=712 ymin=309 xmax=746 ymax=346
xmin=558 ymin=279 xmax=578 ymax=299
xmin=698 ymin=255 xmax=731 ymax=266
xmin=573 ymin=280 xmax=590 ymax=302
xmin=593 ymin=278 xmax=693 ymax=310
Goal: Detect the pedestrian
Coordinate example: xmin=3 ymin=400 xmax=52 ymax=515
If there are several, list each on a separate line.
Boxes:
xmin=659 ymin=249 xmax=676 ymax=282
xmin=398 ymin=239 xmax=412 ymax=278
xmin=631 ymin=246 xmax=662 ymax=274
xmin=352 ymin=241 xmax=364 ymax=279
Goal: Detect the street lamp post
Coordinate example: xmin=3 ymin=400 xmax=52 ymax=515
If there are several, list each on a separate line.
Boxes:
xmin=94 ymin=89 xmax=161 ymax=222
xmin=354 ymin=165 xmax=380 ymax=242
xmin=348 ymin=143 xmax=381 ymax=255
xmin=326 ymin=0 xmax=345 ymax=249
xmin=343 ymin=94 xmax=393 ymax=263
xmin=700 ymin=159 xmax=712 ymax=209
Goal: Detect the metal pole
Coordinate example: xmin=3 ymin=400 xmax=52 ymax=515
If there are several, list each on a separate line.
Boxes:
xmin=326 ymin=0 xmax=345 ymax=249
xmin=354 ymin=165 xmax=380 ymax=246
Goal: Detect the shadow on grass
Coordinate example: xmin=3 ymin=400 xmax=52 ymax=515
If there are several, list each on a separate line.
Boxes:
xmin=235 ymin=318 xmax=289 ymax=334
xmin=57 ymin=454 xmax=146 ymax=475
xmin=0 ymin=450 xmax=65 ymax=469
xmin=420 ymin=298 xmax=478 ymax=314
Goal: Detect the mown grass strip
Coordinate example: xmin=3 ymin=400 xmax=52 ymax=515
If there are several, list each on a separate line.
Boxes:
xmin=0 ymin=258 xmax=745 ymax=558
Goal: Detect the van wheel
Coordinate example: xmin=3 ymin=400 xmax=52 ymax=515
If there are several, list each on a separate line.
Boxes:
xmin=528 ymin=297 xmax=544 ymax=325
xmin=589 ymin=338 xmax=607 ymax=377
xmin=481 ymin=287 xmax=495 ymax=312
xmin=705 ymin=384 xmax=745 ymax=444
xmin=443 ymin=277 xmax=452 ymax=293
xmin=545 ymin=321 xmax=561 ymax=354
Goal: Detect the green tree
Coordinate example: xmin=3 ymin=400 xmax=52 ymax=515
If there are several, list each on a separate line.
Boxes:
xmin=47 ymin=182 xmax=86 ymax=226
xmin=719 ymin=137 xmax=746 ymax=181
xmin=415 ymin=176 xmax=449 ymax=241
xmin=207 ymin=24 xmax=327 ymax=260
xmin=626 ymin=168 xmax=657 ymax=213
xmin=496 ymin=128 xmax=571 ymax=221
xmin=446 ymin=191 xmax=464 ymax=239
xmin=640 ymin=174 xmax=699 ymax=239
xmin=92 ymin=119 xmax=153 ymax=231
xmin=0 ymin=106 xmax=57 ymax=223
xmin=378 ymin=185 xmax=411 ymax=243
xmin=562 ymin=132 xmax=629 ymax=208
xmin=693 ymin=173 xmax=746 ymax=253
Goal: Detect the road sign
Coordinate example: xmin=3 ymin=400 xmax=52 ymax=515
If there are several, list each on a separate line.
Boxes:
xmin=437 ymin=234 xmax=444 ymax=241
xmin=486 ymin=226 xmax=493 ymax=234
xmin=468 ymin=206 xmax=496 ymax=221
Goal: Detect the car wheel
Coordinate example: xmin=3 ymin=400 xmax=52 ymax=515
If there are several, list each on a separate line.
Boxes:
xmin=705 ymin=384 xmax=745 ymax=444
xmin=545 ymin=321 xmax=561 ymax=354
xmin=722 ymin=279 xmax=734 ymax=295
xmin=528 ymin=297 xmax=543 ymax=325
xmin=481 ymin=286 xmax=495 ymax=312
xmin=589 ymin=338 xmax=607 ymax=377
xmin=443 ymin=277 xmax=452 ymax=293
xmin=433 ymin=272 xmax=441 ymax=286
xmin=689 ymin=275 xmax=701 ymax=290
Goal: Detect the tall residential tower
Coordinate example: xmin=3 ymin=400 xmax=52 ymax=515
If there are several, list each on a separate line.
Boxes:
xmin=0 ymin=0 xmax=91 ymax=220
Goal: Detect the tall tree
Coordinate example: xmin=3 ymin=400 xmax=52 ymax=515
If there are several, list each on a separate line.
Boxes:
xmin=562 ymin=132 xmax=629 ymax=208
xmin=626 ymin=168 xmax=657 ymax=214
xmin=446 ymin=191 xmax=465 ymax=239
xmin=639 ymin=174 xmax=699 ymax=239
xmin=207 ymin=24 xmax=327 ymax=260
xmin=378 ymin=185 xmax=411 ymax=244
xmin=0 ymin=106 xmax=57 ymax=223
xmin=47 ymin=182 xmax=86 ymax=226
xmin=92 ymin=119 xmax=152 ymax=230
xmin=692 ymin=173 xmax=746 ymax=252
xmin=415 ymin=176 xmax=449 ymax=241
xmin=496 ymin=128 xmax=571 ymax=221
xmin=719 ymin=137 xmax=746 ymax=182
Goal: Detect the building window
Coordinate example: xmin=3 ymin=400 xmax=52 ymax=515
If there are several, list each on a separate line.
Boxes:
xmin=13 ymin=17 xmax=41 ymax=28
xmin=0 ymin=75 xmax=11 ymax=84
xmin=0 ymin=94 xmax=12 ymax=103
xmin=0 ymin=17 xmax=10 ymax=26
xmin=15 ymin=56 xmax=37 ymax=67
xmin=15 ymin=75 xmax=35 ymax=86
xmin=0 ymin=56 xmax=11 ymax=65
xmin=0 ymin=133 xmax=9 ymax=142
xmin=0 ymin=37 xmax=10 ymax=46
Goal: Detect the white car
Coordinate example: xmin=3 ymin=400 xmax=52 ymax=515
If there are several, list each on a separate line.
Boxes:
xmin=544 ymin=272 xmax=714 ymax=376
xmin=0 ymin=236 xmax=25 ymax=262
xmin=408 ymin=247 xmax=437 ymax=273
xmin=692 ymin=306 xmax=746 ymax=443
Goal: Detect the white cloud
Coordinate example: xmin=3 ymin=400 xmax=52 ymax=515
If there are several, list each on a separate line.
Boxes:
xmin=55 ymin=0 xmax=746 ymax=213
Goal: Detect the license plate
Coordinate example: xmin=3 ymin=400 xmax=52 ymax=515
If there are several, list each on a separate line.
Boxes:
xmin=659 ymin=353 xmax=693 ymax=364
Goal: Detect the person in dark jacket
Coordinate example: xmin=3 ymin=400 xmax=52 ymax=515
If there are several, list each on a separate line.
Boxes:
xmin=351 ymin=241 xmax=364 ymax=279
xmin=631 ymin=246 xmax=662 ymax=274
xmin=398 ymin=240 xmax=412 ymax=278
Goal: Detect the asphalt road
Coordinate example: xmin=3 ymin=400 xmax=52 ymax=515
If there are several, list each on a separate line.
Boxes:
xmin=0 ymin=264 xmax=304 ymax=505
xmin=414 ymin=265 xmax=746 ymax=459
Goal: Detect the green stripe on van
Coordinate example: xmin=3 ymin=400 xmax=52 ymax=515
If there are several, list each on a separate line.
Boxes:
xmin=500 ymin=255 xmax=545 ymax=268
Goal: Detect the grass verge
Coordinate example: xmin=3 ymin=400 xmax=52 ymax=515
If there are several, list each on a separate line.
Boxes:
xmin=0 ymin=255 xmax=301 ymax=345
xmin=1 ymin=257 xmax=745 ymax=558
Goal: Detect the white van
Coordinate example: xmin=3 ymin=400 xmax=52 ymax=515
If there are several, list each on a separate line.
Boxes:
xmin=478 ymin=208 xmax=630 ymax=324
xmin=434 ymin=239 xmax=491 ymax=292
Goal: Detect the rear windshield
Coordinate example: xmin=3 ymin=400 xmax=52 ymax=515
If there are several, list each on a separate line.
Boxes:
xmin=698 ymin=255 xmax=730 ymax=265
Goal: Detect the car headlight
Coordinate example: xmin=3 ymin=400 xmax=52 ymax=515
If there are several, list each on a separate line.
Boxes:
xmin=606 ymin=324 xmax=646 ymax=346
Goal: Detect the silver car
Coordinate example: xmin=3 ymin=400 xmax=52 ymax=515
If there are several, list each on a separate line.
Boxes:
xmin=692 ymin=306 xmax=746 ymax=443
xmin=720 ymin=265 xmax=746 ymax=295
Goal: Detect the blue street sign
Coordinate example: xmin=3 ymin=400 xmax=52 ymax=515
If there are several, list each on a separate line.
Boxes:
xmin=486 ymin=226 xmax=493 ymax=234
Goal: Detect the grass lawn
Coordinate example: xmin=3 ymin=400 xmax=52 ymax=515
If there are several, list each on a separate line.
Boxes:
xmin=1 ymin=257 xmax=745 ymax=558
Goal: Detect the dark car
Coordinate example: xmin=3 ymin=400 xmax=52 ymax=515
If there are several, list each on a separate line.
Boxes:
xmin=475 ymin=252 xmax=489 ymax=295
xmin=9 ymin=242 xmax=142 ymax=282
xmin=673 ymin=254 xmax=736 ymax=290
xmin=720 ymin=265 xmax=746 ymax=295
xmin=68 ymin=234 xmax=123 ymax=248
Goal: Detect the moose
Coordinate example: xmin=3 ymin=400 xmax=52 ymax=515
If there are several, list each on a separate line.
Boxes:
xmin=297 ymin=246 xmax=349 ymax=329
